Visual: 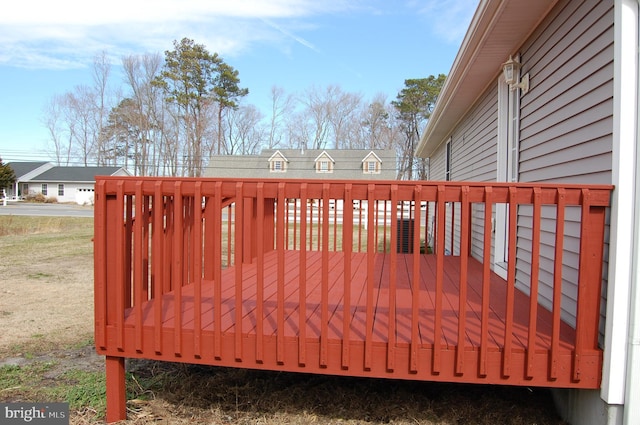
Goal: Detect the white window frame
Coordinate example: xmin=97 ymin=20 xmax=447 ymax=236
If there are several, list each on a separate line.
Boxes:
xmin=445 ymin=138 xmax=452 ymax=181
xmin=318 ymin=160 xmax=331 ymax=173
xmin=494 ymin=58 xmax=522 ymax=280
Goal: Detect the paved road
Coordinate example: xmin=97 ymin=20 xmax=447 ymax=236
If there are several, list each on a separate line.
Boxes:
xmin=0 ymin=202 xmax=94 ymax=218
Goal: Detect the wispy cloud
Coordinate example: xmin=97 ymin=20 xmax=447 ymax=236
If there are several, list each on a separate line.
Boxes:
xmin=408 ymin=0 xmax=479 ymax=44
xmin=0 ymin=0 xmax=356 ymax=69
xmin=260 ymin=18 xmax=321 ymax=53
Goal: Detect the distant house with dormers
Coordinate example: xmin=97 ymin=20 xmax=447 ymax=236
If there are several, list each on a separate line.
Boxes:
xmin=5 ymin=162 xmax=130 ymax=204
xmin=205 ymin=149 xmax=397 ymax=180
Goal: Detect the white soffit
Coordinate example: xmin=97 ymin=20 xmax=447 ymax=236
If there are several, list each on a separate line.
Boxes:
xmin=416 ymin=0 xmax=559 ymax=158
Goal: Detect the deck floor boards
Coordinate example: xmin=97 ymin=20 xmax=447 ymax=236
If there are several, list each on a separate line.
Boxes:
xmin=129 ymin=251 xmax=575 ymax=353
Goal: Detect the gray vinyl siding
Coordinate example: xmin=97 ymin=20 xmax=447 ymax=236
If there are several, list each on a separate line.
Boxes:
xmin=515 ymin=0 xmax=613 ymax=330
xmin=519 ymin=0 xmax=613 ymax=184
xmin=428 ymin=143 xmax=446 ymax=181
xmin=424 ymin=0 xmax=613 ymax=335
xmin=427 ymin=87 xmax=499 ymax=259
xmin=428 ymin=86 xmax=498 ymax=183
xmin=451 ymin=87 xmax=499 ymax=183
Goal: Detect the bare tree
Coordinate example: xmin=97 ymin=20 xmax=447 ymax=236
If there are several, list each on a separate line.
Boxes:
xmin=225 ymin=104 xmax=265 ymax=155
xmin=122 ymin=53 xmax=163 ymax=175
xmin=328 ymin=87 xmax=363 ymax=149
xmin=298 ymin=85 xmax=333 ymax=150
xmin=266 ymin=86 xmax=293 ymax=149
xmin=42 ymin=95 xmax=73 ymax=166
xmin=92 ymin=51 xmax=113 ymax=166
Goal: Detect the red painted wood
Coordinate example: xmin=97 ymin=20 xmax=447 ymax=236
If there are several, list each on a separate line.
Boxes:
xmin=456 ymin=187 xmax=469 ymax=374
xmin=527 ymin=188 xmax=542 ymax=378
xmin=153 ymin=182 xmax=164 ymax=353
xmin=173 ymin=182 xmax=183 ymax=355
xmin=550 ymin=189 xmax=566 ymax=379
xmin=105 ymin=356 xmax=126 ymax=422
xmin=480 ymin=187 xmax=493 ymax=376
xmin=343 ymin=184 xmax=353 ymax=369
xmin=93 ymin=180 xmax=107 ymax=350
xmin=434 ymin=186 xmax=445 ymax=373
xmin=94 ymin=178 xmax=613 ymax=422
xmin=502 ymin=186 xmax=518 ymax=377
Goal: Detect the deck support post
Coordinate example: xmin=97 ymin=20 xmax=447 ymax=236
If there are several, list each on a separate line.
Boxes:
xmin=105 ymin=355 xmax=126 ymax=423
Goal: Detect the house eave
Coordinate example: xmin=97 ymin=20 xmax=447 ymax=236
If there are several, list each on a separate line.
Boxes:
xmin=415 ymin=0 xmax=559 ymax=158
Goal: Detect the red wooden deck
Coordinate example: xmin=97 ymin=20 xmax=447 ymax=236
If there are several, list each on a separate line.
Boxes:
xmin=94 ymin=178 xmax=612 ymax=422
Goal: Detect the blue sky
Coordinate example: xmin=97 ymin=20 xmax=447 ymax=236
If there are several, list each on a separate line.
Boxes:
xmin=0 ymin=0 xmax=478 ymax=163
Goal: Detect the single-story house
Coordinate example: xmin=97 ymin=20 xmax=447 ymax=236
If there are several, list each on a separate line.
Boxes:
xmin=205 ymin=149 xmax=397 ymax=180
xmin=415 ymin=0 xmax=638 ymax=424
xmin=6 ymin=162 xmax=131 ymax=205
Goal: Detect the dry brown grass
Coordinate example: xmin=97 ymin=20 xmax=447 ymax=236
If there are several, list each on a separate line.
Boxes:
xmin=115 ymin=360 xmax=566 ymax=425
xmin=0 ymin=216 xmax=566 ymax=425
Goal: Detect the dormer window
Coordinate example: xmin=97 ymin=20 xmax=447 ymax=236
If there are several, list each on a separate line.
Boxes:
xmin=268 ymin=150 xmax=288 ymax=173
xmin=362 ymin=151 xmax=382 ymax=174
xmin=314 ymin=151 xmax=335 ymax=173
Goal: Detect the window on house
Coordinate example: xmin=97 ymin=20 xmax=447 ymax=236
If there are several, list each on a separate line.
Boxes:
xmin=445 ymin=139 xmax=452 ymax=181
xmin=42 ymin=184 xmax=48 ymax=196
xmin=22 ymin=184 xmax=29 ymax=196
xmin=364 ymin=160 xmax=379 ymax=174
xmin=269 ymin=159 xmax=287 ymax=173
xmin=58 ymin=184 xmax=64 ymax=196
xmin=318 ymin=160 xmax=329 ymax=172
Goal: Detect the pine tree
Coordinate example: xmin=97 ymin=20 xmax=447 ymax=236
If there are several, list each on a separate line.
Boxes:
xmin=0 ymin=157 xmax=16 ymax=193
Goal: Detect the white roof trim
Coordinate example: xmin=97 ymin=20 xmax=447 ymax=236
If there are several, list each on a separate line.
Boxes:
xmin=268 ymin=150 xmax=289 ymax=162
xmin=361 ymin=151 xmax=382 ymax=163
xmin=415 ymin=0 xmax=559 ymax=158
xmin=314 ymin=150 xmax=335 ymax=163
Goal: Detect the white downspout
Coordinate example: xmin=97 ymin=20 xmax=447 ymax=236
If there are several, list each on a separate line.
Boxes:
xmin=623 ymin=1 xmax=640 ymax=423
xmin=603 ymin=0 xmax=639 ymax=418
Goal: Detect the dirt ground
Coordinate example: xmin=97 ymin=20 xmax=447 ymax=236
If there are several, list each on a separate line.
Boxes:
xmin=0 ymin=217 xmax=567 ymax=424
xmin=0 ymin=258 xmax=94 ymax=354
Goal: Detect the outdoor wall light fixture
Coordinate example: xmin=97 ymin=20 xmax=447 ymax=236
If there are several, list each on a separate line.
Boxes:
xmin=502 ymin=55 xmax=529 ymax=94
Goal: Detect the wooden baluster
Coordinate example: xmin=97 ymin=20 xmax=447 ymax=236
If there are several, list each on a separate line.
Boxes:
xmin=502 ymin=187 xmax=518 ymax=377
xmin=343 ymin=184 xmax=353 ymax=369
xmin=256 ymin=183 xmax=265 ymax=363
xmin=410 ymin=185 xmax=422 ymax=373
xmin=299 ymin=184 xmax=308 ymax=366
xmin=550 ymin=188 xmax=566 ymax=380
xmin=364 ymin=184 xmax=375 ymax=370
xmin=387 ymin=186 xmax=398 ymax=371
xmin=153 ymin=181 xmax=164 ymax=354
xmin=234 ymin=182 xmax=244 ymax=361
xmin=173 ymin=181 xmax=183 ymax=356
xmin=213 ymin=182 xmax=223 ymax=359
xmin=320 ymin=184 xmax=330 ymax=366
xmin=193 ymin=182 xmax=203 ymax=357
xmin=277 ymin=183 xmax=286 ymax=364
xmin=526 ymin=187 xmax=542 ymax=379
xmin=433 ymin=185 xmax=445 ymax=374
xmin=456 ymin=186 xmax=470 ymax=375
xmin=479 ymin=187 xmax=493 ymax=377
xmin=134 ymin=181 xmax=144 ymax=352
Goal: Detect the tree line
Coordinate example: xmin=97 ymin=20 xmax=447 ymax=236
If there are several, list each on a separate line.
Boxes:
xmin=42 ymin=37 xmax=445 ymax=180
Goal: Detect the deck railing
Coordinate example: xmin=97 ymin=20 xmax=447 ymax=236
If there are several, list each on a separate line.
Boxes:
xmin=94 ymin=177 xmax=612 ymax=421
